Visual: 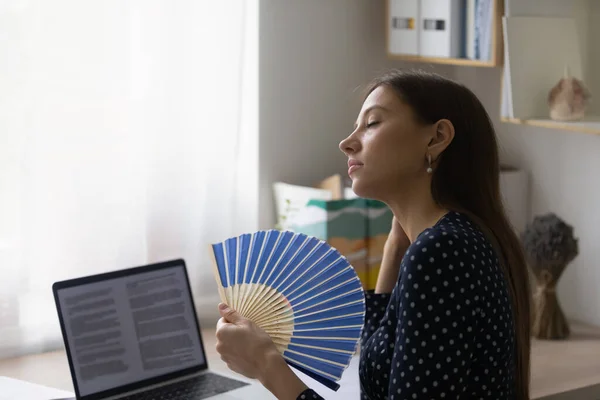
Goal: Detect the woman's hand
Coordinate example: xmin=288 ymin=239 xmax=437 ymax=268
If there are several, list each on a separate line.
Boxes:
xmin=375 ymin=217 xmax=411 ymax=294
xmin=387 ymin=216 xmax=411 ymax=249
xmin=215 ymin=303 xmax=309 ymax=400
xmin=215 ymin=303 xmax=280 ymax=380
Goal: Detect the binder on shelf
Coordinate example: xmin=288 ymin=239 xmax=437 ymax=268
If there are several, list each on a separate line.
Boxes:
xmin=465 ymin=0 xmax=477 ymax=59
xmin=419 ymin=0 xmax=464 ymax=58
xmin=388 ymin=0 xmax=419 ymax=56
xmin=474 ymin=0 xmax=494 ymax=61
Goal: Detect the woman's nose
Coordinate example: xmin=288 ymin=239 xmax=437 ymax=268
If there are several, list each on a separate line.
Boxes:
xmin=339 ymin=134 xmax=358 ymax=155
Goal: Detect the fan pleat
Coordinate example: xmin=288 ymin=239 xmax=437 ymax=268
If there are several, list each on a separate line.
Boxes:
xmin=277 ymin=241 xmax=334 ymax=292
xmin=284 ymin=357 xmax=340 ymax=382
xmin=284 ymin=257 xmax=348 ymax=300
xmin=286 ymin=349 xmax=346 ymax=369
xmin=246 ymin=295 xmax=288 ymax=324
xmin=238 ymin=231 xmax=275 ymax=316
xmin=294 ymin=314 xmax=364 ymax=330
xmin=211 ymin=230 xmax=365 ymax=391
xmin=233 ymin=234 xmax=250 ymax=310
xmin=244 ymin=234 xmax=312 ymax=321
xmin=292 ymin=280 xmax=362 ymax=312
xmin=289 ymin=338 xmax=357 ymax=353
xmin=237 ymin=231 xmax=265 ymax=315
xmin=294 ymin=288 xmax=364 ymax=318
xmin=288 ymin=265 xmax=356 ymax=299
xmin=261 ymin=232 xmax=295 ymax=286
xmin=263 ymin=233 xmax=307 ymax=288
xmin=287 ymin=345 xmax=350 ymax=366
xmin=226 ymin=238 xmax=237 ymax=295
xmin=283 ymin=352 xmax=343 ymax=379
xmin=295 ymin=298 xmax=364 ymax=321
xmin=268 ymin=236 xmax=319 ymax=289
xmin=292 ymin=327 xmax=363 ymax=337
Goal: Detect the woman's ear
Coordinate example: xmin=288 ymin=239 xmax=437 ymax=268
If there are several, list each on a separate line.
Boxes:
xmin=427 ymin=119 xmax=455 ymax=160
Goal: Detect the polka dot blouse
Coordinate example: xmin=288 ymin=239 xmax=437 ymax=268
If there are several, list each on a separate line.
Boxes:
xmin=296 ymin=211 xmax=517 ymax=399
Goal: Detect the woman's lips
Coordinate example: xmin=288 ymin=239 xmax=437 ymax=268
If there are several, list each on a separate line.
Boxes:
xmin=348 ymin=164 xmax=363 ymax=175
xmin=347 ymin=159 xmax=364 ymax=176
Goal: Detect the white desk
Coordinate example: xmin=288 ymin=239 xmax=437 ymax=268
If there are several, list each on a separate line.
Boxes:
xmin=1 ymin=324 xmax=600 ymax=399
xmin=0 ymin=376 xmax=74 ymax=399
xmin=0 ymin=328 xmax=361 ymax=399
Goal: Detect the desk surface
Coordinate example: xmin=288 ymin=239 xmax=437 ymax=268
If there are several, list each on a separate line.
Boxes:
xmin=1 ymin=322 xmax=599 ymax=399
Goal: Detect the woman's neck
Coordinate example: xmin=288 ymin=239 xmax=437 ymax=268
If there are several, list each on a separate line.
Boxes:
xmin=386 ymin=191 xmax=449 ymax=243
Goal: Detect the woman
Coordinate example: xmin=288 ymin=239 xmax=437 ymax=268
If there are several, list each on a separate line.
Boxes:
xmin=215 ymin=69 xmax=531 ymax=399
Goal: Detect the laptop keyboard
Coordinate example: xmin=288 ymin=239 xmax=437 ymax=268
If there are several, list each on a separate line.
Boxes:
xmin=119 ymin=372 xmax=249 ymax=400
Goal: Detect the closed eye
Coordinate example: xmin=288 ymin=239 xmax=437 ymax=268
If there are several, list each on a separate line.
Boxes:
xmin=367 ymin=121 xmax=380 ymax=128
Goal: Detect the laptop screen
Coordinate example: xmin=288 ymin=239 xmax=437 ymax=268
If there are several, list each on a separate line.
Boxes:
xmin=54 ymin=263 xmax=206 ymax=398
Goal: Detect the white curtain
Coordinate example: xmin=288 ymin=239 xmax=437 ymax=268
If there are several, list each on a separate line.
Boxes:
xmin=0 ymin=0 xmax=258 ymax=358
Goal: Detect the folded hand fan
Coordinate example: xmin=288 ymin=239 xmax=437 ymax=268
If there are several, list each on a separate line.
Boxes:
xmin=210 ymin=230 xmax=366 ymax=391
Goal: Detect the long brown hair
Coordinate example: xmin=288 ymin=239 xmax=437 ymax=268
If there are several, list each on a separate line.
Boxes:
xmin=367 ymin=69 xmax=531 ymax=399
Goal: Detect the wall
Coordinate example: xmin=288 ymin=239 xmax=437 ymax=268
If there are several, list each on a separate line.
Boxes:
xmin=0 ymin=0 xmax=260 ymax=331
xmin=258 ymin=0 xmax=452 ymax=230
xmin=258 ymin=0 xmax=600 ymax=327
xmin=452 ymin=0 xmax=600 ymax=325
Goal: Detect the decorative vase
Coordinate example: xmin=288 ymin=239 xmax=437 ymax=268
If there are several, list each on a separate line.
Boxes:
xmin=547 ymin=66 xmax=591 ymax=122
xmin=521 ymin=213 xmax=578 ymax=340
xmin=530 ymin=266 xmax=570 ymax=339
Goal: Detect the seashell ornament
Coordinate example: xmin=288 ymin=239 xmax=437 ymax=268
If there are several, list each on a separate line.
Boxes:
xmin=547 ymin=66 xmax=591 ymax=121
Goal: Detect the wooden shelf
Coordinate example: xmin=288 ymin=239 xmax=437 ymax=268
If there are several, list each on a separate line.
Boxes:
xmin=501 ymin=116 xmax=600 ymax=135
xmin=387 ymin=53 xmax=498 ymax=67
xmin=498 ymin=0 xmax=600 ymax=136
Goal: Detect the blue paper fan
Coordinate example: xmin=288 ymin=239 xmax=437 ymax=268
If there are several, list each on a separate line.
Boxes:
xmin=210 ymin=230 xmax=366 ymax=391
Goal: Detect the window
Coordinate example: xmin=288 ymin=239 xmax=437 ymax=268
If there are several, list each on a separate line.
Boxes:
xmin=0 ymin=0 xmax=258 ymax=358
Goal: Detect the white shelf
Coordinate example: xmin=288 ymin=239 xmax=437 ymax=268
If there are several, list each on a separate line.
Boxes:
xmin=501 ymin=115 xmax=600 ymax=135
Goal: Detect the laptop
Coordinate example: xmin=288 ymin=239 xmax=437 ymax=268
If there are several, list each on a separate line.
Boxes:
xmin=52 ymin=258 xmax=274 ymax=400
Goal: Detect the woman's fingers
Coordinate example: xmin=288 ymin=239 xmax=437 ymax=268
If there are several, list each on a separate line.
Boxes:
xmin=216 ymin=317 xmax=229 ymax=336
xmin=216 ymin=319 xmax=238 ymax=343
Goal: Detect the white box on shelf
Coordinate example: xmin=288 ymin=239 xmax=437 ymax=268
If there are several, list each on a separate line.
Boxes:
xmin=419 ymin=0 xmax=464 ymax=58
xmin=503 ymin=16 xmax=583 ymax=119
xmin=501 ymin=15 xmax=514 ymax=118
xmin=388 ymin=0 xmax=420 ymax=56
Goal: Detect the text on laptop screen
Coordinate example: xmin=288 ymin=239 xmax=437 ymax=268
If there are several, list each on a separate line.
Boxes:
xmin=55 ymin=265 xmax=206 ymax=397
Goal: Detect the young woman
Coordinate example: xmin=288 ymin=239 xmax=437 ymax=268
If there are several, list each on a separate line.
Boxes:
xmin=215 ymin=69 xmax=531 ymax=400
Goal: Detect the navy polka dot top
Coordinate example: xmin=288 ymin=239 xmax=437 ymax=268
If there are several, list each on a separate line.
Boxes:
xmin=297 ymin=211 xmax=517 ymax=399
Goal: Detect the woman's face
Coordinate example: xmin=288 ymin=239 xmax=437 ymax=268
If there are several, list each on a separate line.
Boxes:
xmin=339 ymin=85 xmax=432 ymax=200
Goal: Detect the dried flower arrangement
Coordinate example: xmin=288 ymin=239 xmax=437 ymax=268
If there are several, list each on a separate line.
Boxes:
xmin=520 ymin=213 xmax=578 ymax=340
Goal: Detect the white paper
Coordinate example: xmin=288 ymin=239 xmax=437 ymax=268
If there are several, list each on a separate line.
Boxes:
xmin=501 ymin=16 xmax=514 ymax=118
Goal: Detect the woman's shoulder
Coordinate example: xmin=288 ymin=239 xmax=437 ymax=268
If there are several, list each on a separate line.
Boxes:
xmin=396 ymin=211 xmax=498 ymax=314
xmin=402 ymin=211 xmax=496 ymax=275
xmin=413 ymin=211 xmax=491 ymax=250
